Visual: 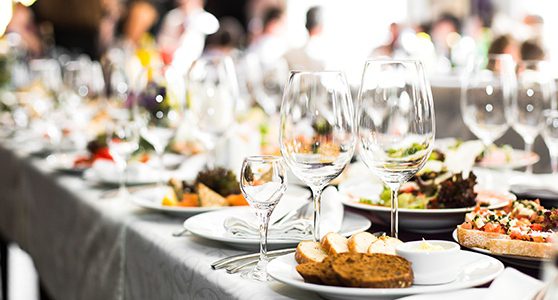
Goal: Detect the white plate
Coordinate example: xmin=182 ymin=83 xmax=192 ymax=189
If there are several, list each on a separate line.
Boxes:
xmin=46 ymin=152 xmax=90 ymax=173
xmin=129 ymin=186 xmax=222 ymax=217
xmin=183 ymin=207 xmax=371 ymax=251
xmin=452 ymin=229 xmax=548 ymax=269
xmin=339 ymin=179 xmax=514 ymax=233
xmin=477 ymin=149 xmax=539 ymax=170
xmin=267 ymin=251 xmax=503 ymax=300
xmin=397 ymin=288 xmax=487 ymax=300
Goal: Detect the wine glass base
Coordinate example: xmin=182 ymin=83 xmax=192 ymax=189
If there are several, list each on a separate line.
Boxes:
xmin=240 ymin=262 xmax=272 ymax=282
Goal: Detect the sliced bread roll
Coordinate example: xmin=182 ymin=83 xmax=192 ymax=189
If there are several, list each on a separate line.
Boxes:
xmin=367 ymin=236 xmax=403 ymax=255
xmin=487 ymin=238 xmax=553 ymax=259
xmin=321 ymin=232 xmax=349 ymax=255
xmin=295 ymin=241 xmax=328 ymax=264
xmin=296 ymin=257 xmax=342 ymax=286
xmin=456 ymin=225 xmax=509 ymax=250
xmin=348 ymin=232 xmax=377 ymax=253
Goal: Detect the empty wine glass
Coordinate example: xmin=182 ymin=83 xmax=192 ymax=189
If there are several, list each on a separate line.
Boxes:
xmin=542 ymin=110 xmax=558 ymax=174
xmin=137 ymin=67 xmax=185 ymax=186
xmin=510 ymin=60 xmax=555 ymax=173
xmin=280 ymin=71 xmax=356 ymax=241
xmin=187 ymin=54 xmax=238 ymax=167
xmin=106 ymin=116 xmax=140 ymax=198
xmin=357 ymin=59 xmax=435 ymax=238
xmin=240 ymin=155 xmax=287 ymax=281
xmin=461 ymin=54 xmax=515 ymax=150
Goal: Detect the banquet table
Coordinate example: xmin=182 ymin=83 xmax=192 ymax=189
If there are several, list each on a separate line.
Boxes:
xmin=0 ymin=141 xmax=321 ymax=300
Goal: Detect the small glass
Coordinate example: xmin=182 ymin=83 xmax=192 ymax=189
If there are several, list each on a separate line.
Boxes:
xmin=239 ymin=155 xmax=287 ymax=281
xmin=106 ymin=118 xmax=140 ymax=199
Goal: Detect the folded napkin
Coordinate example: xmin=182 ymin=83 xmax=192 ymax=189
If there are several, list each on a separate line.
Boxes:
xmin=224 ymin=186 xmax=344 ymax=240
xmin=483 ymin=267 xmax=544 ymax=300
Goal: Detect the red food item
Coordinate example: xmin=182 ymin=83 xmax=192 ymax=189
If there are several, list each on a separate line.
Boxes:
xmin=93 ymin=147 xmax=113 ymax=161
xmin=73 ymin=156 xmax=93 ymax=168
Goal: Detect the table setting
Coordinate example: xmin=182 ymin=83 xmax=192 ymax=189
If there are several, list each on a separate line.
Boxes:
xmin=2 ymin=44 xmax=558 ymax=300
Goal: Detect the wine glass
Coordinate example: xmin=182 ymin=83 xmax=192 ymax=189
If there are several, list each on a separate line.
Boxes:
xmin=280 ymin=71 xmax=356 ymax=241
xmin=461 ymin=54 xmax=515 ymax=150
xmin=137 ymin=67 xmax=185 ymax=186
xmin=542 ymin=110 xmax=558 ymax=174
xmin=357 ymin=59 xmax=435 ymax=238
xmin=187 ymin=54 xmax=238 ymax=167
xmin=510 ymin=60 xmax=555 ymax=173
xmin=106 ymin=116 xmax=140 ymax=199
xmin=239 ymin=155 xmax=287 ymax=281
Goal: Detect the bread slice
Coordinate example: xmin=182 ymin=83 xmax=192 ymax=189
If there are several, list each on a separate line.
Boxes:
xmin=331 ymin=253 xmax=413 ymax=288
xmin=487 ymin=238 xmax=553 ymax=259
xmin=296 ymin=257 xmax=342 ymax=286
xmin=197 ymin=183 xmax=228 ymax=207
xmin=456 ymin=225 xmax=509 ymax=249
xmin=321 ymin=232 xmax=349 ymax=255
xmin=295 ymin=241 xmax=328 ymax=264
xmin=348 ymin=232 xmax=377 ymax=253
xmin=367 ymin=236 xmax=403 ymax=255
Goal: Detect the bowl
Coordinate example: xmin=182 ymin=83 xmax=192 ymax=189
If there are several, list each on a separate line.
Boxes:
xmin=395 ymin=240 xmax=460 ymax=285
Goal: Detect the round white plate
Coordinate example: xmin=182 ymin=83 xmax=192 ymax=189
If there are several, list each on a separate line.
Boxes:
xmin=397 ymin=288 xmax=487 ymax=300
xmin=267 ymin=251 xmax=503 ymax=300
xmin=129 ymin=186 xmax=222 ymax=217
xmin=46 ymin=152 xmax=90 ymax=173
xmin=476 ymin=149 xmax=539 ymax=170
xmin=339 ymin=179 xmax=514 ymax=233
xmin=452 ymin=229 xmax=548 ymax=269
xmin=183 ymin=208 xmax=371 ymax=251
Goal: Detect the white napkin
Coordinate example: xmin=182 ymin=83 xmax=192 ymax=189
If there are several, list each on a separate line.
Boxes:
xmin=444 ymin=140 xmax=485 ymax=177
xmin=224 ymin=186 xmax=344 ymax=240
xmin=483 ymin=267 xmax=544 ymax=300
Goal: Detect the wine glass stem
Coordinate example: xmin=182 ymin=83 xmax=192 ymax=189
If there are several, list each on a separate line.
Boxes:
xmin=257 ymin=210 xmax=271 ymax=271
xmin=525 ymin=141 xmax=533 ymax=174
xmin=390 ymin=186 xmax=399 ymax=238
xmin=310 ymin=186 xmax=323 ymax=242
xmin=551 ymin=154 xmax=558 ymax=175
xmin=157 ymin=150 xmax=165 ymax=187
xmin=118 ymin=160 xmax=128 ymax=199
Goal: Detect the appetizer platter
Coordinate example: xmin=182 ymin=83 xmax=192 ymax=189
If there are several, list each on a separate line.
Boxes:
xmin=453 ymin=199 xmax=556 ymax=268
xmin=339 ymin=150 xmax=515 ymax=232
xmin=267 ymin=232 xmax=504 ymax=300
xmin=131 ymin=167 xmax=249 ymax=216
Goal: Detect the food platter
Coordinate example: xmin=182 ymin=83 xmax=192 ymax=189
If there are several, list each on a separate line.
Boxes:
xmin=267 ymin=251 xmax=504 ymax=300
xmin=338 ymin=179 xmax=514 ymax=233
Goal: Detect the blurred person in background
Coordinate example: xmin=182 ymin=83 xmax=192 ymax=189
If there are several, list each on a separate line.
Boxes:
xmin=120 ymin=0 xmax=159 ymax=51
xmin=283 ymin=6 xmax=326 ymax=71
xmin=247 ymin=6 xmax=287 ymax=68
xmin=158 ymin=0 xmax=218 ymax=70
xmin=245 ymin=0 xmax=284 ymax=43
xmin=6 ymin=4 xmax=43 ymax=57
xmin=430 ymin=13 xmax=461 ymax=59
xmin=371 ymin=22 xmax=402 ymax=58
xmin=203 ymin=17 xmax=246 ymax=56
xmin=98 ymin=0 xmax=123 ymax=56
xmin=488 ymin=34 xmax=520 ymax=62
xmin=520 ymin=40 xmax=545 ymax=61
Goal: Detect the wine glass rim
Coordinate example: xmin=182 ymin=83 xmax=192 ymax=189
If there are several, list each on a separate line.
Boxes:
xmin=289 ymin=70 xmax=345 ymax=75
xmin=243 ymin=155 xmax=283 ymax=163
xmin=544 ymin=109 xmax=558 ymax=117
xmin=364 ymin=58 xmax=423 ymax=65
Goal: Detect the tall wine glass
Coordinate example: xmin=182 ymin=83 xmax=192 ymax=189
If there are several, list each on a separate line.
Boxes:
xmin=511 ymin=60 xmax=556 ymax=173
xmin=106 ymin=116 xmax=140 ymax=199
xmin=137 ymin=67 xmax=185 ymax=186
xmin=542 ymin=110 xmax=558 ymax=174
xmin=280 ymin=71 xmax=356 ymax=241
xmin=461 ymin=54 xmax=515 ymax=150
xmin=357 ymin=60 xmax=435 ymax=238
xmin=239 ymin=155 xmax=287 ymax=281
xmin=187 ymin=54 xmax=238 ymax=168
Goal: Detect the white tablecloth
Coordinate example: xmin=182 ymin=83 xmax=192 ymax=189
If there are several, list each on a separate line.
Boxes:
xmin=0 ymin=142 xmax=318 ymax=300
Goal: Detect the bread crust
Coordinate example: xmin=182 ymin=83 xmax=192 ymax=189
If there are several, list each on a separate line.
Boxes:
xmin=456 ymin=225 xmax=551 ymax=258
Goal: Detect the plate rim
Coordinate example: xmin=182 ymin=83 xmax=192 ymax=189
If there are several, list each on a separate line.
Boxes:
xmin=183 ymin=207 xmax=371 ymax=245
xmin=267 ymin=251 xmax=504 ymax=297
